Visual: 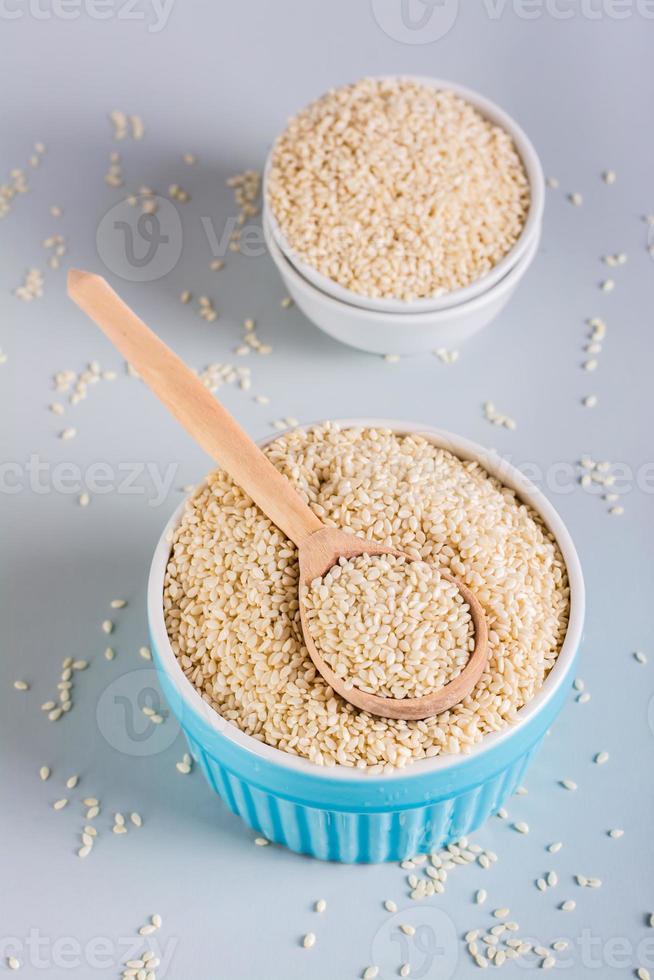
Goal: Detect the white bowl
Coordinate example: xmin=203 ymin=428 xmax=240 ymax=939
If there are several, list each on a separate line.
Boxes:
xmin=264 ymin=212 xmax=541 ymax=356
xmin=263 ymin=76 xmax=545 ymax=314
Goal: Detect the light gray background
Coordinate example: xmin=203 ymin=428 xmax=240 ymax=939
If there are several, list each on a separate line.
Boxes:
xmin=1 ymin=2 xmax=653 ymax=977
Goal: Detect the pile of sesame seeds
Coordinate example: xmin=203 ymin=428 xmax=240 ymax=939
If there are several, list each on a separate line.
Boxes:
xmin=302 ymin=554 xmax=473 ymax=699
xmin=163 ymin=424 xmax=569 ymax=770
xmin=267 ymin=77 xmax=530 ymax=302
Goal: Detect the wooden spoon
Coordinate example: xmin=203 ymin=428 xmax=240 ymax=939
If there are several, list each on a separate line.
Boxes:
xmin=67 ymin=270 xmax=488 ymax=720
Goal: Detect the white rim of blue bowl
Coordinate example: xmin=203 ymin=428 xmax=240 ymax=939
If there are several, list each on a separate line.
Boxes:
xmin=148 ymin=420 xmax=584 ymax=784
xmin=263 ymin=211 xmax=541 ymax=325
xmin=263 ymin=76 xmax=545 ymax=315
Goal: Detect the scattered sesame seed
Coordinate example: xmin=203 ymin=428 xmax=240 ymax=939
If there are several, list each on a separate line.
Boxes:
xmin=7 ymin=956 xmax=20 ymax=970
xmin=560 ymin=779 xmax=578 ymax=791
xmin=542 ymin=955 xmax=556 ymax=969
xmin=104 ymin=647 xmax=115 ymax=661
xmin=400 ymin=924 xmax=415 ymax=936
xmin=493 ymin=908 xmax=510 ymax=919
xmin=609 ymin=506 xmax=624 ymax=516
xmin=609 ymin=829 xmax=624 ymax=839
xmin=475 ymin=889 xmax=487 ymax=905
xmin=603 ymin=169 xmax=616 ymax=184
xmin=314 ymin=899 xmax=327 ymax=913
xmin=101 ymin=620 xmax=113 ymax=634
xmin=546 ymin=176 xmax=559 ymax=189
xmin=384 ymin=900 xmax=397 ymax=913
xmin=60 ymin=427 xmax=76 ymax=440
xmin=66 ymin=775 xmax=79 ymax=790
xmin=600 ymin=279 xmax=615 ymax=292
xmin=560 ymin=900 xmax=576 ymax=911
xmin=582 ymin=395 xmax=598 ymax=408
xmin=53 ymin=798 xmax=68 ymax=811
xmin=400 ymin=965 xmax=410 ymax=978
xmin=254 ymin=837 xmax=269 ymax=846
xmin=363 ymin=967 xmax=379 ymax=980
xmin=110 ymin=599 xmax=127 ymax=609
xmin=384 ymin=354 xmax=400 ymax=363
xmin=513 ymin=822 xmax=529 ymax=834
xmin=577 ymin=692 xmax=591 ymax=704
xmin=302 ymin=933 xmax=316 ymax=949
xmin=13 ymin=680 xmax=29 ymax=691
xmin=548 ymin=842 xmax=563 ymax=853
xmin=78 ymin=492 xmax=90 ymax=507
xmin=139 ymin=646 xmax=152 ymax=660
xmin=634 ymin=651 xmax=648 ymax=664
xmin=78 ymin=844 xmax=92 ymax=858
xmin=637 ymin=969 xmax=651 ymax=980
xmin=569 ymin=192 xmax=583 ymax=206
xmin=594 ymin=751 xmax=609 ymax=765
xmin=176 ymin=761 xmax=192 ymax=775
xmin=130 ymin=812 xmax=142 ymax=827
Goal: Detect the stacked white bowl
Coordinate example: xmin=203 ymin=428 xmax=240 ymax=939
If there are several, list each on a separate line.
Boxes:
xmin=263 ymin=77 xmax=544 ymax=357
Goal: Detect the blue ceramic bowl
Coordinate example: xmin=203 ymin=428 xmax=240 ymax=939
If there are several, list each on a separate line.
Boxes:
xmin=147 ymin=421 xmax=584 ymax=863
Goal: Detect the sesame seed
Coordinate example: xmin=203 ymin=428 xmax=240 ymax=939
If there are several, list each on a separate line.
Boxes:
xmin=609 ymin=829 xmax=624 ymax=839
xmin=601 ymin=279 xmax=615 ymax=292
xmin=7 ymin=956 xmax=20 ymax=970
xmin=609 ymin=506 xmax=624 ymax=516
xmin=130 ymin=812 xmax=142 ymax=827
xmin=139 ymin=924 xmax=156 ymax=936
xmin=39 ymin=766 xmax=50 ymax=781
xmin=475 ymin=889 xmax=487 ymax=904
xmin=569 ymin=192 xmax=583 ymax=206
xmin=53 ymin=798 xmax=68 ymax=810
xmin=13 ymin=680 xmax=29 ymax=691
xmin=542 ymin=955 xmax=556 ymax=969
xmin=176 ymin=761 xmax=192 ymax=775
xmin=104 ymin=647 xmax=115 ymax=661
xmin=634 ymin=651 xmax=648 ymax=664
xmin=548 ymin=842 xmax=563 ymax=853
xmin=547 ymin=871 xmax=558 ymax=887
xmin=594 ymin=751 xmax=609 ymax=765
xmin=560 ymin=900 xmax=576 ymax=911
xmin=577 ymin=692 xmax=591 ymax=704
xmin=384 ymin=900 xmax=397 ymax=913
xmin=560 ymin=779 xmax=578 ymax=791
xmin=637 ymin=970 xmax=651 ymax=980
xmin=66 ymin=775 xmax=79 ymax=790
xmin=546 ymin=176 xmax=559 ymax=189
xmin=537 ymin=878 xmax=547 ymax=891
xmin=78 ymin=844 xmax=92 ymax=858
xmin=139 ymin=646 xmax=152 ymax=660
xmin=363 ymin=968 xmax=379 ymax=980
xmin=400 ymin=924 xmax=415 ymax=936
xmin=101 ymin=620 xmax=113 ymax=634
xmin=60 ymin=427 xmax=76 ymax=440
xmin=302 ymin=933 xmax=316 ymax=949
xmin=78 ymin=492 xmax=90 ymax=507
xmin=493 ymin=908 xmax=509 ymax=919
xmin=254 ymin=837 xmax=269 ymax=846
xmin=110 ymin=599 xmax=127 ymax=609
xmin=513 ymin=822 xmax=529 ymax=834
xmin=582 ymin=395 xmax=598 ymax=408
xmin=400 ymin=965 xmax=410 ymax=978
xmin=603 ymin=170 xmax=616 ymax=184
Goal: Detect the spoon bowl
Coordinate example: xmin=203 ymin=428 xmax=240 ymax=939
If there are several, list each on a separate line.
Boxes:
xmin=298 ymin=526 xmax=488 ymax=720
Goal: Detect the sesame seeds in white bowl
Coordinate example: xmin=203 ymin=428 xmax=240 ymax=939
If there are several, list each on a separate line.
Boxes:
xmin=264 ymin=212 xmax=540 ymax=356
xmin=147 ymin=420 xmax=584 ymax=862
xmin=264 ymin=76 xmax=544 ymax=314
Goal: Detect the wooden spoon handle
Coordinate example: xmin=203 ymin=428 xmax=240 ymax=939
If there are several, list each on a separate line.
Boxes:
xmin=67 ymin=270 xmax=323 ymax=547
